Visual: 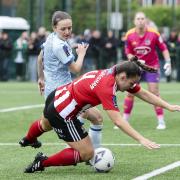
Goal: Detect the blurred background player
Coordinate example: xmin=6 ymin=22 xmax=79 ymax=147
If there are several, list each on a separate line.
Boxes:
xmin=19 ymin=11 xmax=103 ymax=150
xmin=114 ymin=12 xmax=171 ymax=130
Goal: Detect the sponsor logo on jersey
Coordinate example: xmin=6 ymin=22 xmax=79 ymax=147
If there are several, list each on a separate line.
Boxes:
xmin=63 ymin=45 xmax=70 ymax=56
xmin=134 ymin=46 xmax=151 ymax=55
xmin=90 ymin=70 xmax=106 ymax=90
xmin=145 ymin=39 xmax=151 ymax=45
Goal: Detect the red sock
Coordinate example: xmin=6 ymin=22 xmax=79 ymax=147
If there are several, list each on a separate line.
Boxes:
xmin=42 ymin=148 xmax=82 ymax=167
xmin=26 ymin=120 xmax=45 ymax=143
xmin=154 ymin=106 xmax=164 ymax=117
xmin=123 ymin=96 xmax=134 ymax=114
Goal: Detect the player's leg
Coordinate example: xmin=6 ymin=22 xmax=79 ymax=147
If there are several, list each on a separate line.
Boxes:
xmin=19 ymin=90 xmax=54 ymax=148
xmin=83 ymin=107 xmax=103 ymax=149
xmin=19 ymin=116 xmax=52 ymax=148
xmin=147 ymin=82 xmax=166 ymax=129
xmin=114 ymin=92 xmax=134 ymax=129
xmin=24 ymin=105 xmax=94 ymax=173
xmin=24 ymin=136 xmax=94 ymax=173
xmin=41 ymin=136 xmax=94 ymax=167
xmin=145 ymin=71 xmax=166 ymax=129
xmin=123 ymin=93 xmax=135 ymax=121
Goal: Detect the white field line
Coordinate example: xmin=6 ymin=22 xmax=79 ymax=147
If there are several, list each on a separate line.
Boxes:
xmin=0 ymin=104 xmax=44 ymax=112
xmin=0 ymin=100 xmax=180 ymax=113
xmin=0 ymin=143 xmax=180 ymax=146
xmin=133 ymin=161 xmax=180 ymax=180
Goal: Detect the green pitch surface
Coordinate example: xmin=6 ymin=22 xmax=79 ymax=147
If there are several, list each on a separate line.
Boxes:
xmin=0 ymin=82 xmax=180 ymax=180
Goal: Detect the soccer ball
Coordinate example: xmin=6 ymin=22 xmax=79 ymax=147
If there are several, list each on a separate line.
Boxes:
xmin=90 ymin=147 xmax=115 ymax=173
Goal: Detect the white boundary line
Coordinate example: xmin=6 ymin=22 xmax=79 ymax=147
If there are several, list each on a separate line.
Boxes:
xmin=0 ymin=143 xmax=180 ymax=146
xmin=0 ymin=142 xmax=179 ymax=178
xmin=133 ymin=161 xmax=180 ymax=180
xmin=1 ymin=101 xmax=180 ymax=113
xmin=0 ymin=104 xmax=44 ymax=112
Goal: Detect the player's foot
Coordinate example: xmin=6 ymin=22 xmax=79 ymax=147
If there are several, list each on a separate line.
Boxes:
xmin=156 ymin=124 xmax=166 ymax=130
xmin=113 ymin=126 xmax=118 ymax=130
xmin=19 ymin=137 xmax=42 ymax=148
xmin=24 ymin=152 xmax=48 ymax=173
xmin=85 ymin=161 xmax=92 ymax=166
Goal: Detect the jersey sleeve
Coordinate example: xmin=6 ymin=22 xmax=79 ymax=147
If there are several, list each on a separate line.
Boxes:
xmin=127 ymin=84 xmax=141 ymax=93
xmin=53 ymin=43 xmax=75 ymax=65
xmin=156 ymin=34 xmax=167 ymax=52
xmin=125 ymin=34 xmax=134 ymax=55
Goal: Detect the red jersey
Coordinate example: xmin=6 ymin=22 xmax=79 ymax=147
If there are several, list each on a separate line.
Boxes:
xmin=125 ymin=27 xmax=167 ymax=68
xmin=54 ymin=68 xmax=140 ymax=120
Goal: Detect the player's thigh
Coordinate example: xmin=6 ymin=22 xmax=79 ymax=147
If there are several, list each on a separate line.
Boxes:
xmin=67 ymin=135 xmax=94 ymax=161
xmin=84 ymin=107 xmax=103 ymax=124
xmin=40 ymin=115 xmax=52 ymax=131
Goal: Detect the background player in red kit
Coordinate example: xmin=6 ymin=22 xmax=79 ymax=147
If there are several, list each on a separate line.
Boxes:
xmin=115 ymin=12 xmax=172 ymax=130
xmin=21 ymin=60 xmax=180 ymax=173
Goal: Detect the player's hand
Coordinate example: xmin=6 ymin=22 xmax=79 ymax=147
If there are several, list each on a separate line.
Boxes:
xmin=163 ymin=61 xmax=171 ymax=76
xmin=139 ymin=138 xmax=160 ymax=150
xmin=76 ymin=43 xmax=89 ymax=56
xmin=38 ymin=78 xmax=45 ymax=96
xmin=168 ymin=105 xmax=180 ymax=112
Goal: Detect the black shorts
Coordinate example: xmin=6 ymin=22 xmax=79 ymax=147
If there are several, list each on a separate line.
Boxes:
xmin=43 ymin=90 xmax=88 ymax=142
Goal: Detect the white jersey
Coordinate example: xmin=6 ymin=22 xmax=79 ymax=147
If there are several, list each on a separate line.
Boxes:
xmin=42 ymin=32 xmax=75 ymax=98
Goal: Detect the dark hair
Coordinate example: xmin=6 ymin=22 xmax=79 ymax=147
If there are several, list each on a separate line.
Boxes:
xmin=130 ymin=56 xmax=158 ymax=73
xmin=52 ymin=11 xmax=72 ymax=26
xmin=115 ymin=56 xmax=158 ymax=78
xmin=115 ymin=61 xmax=141 ymax=78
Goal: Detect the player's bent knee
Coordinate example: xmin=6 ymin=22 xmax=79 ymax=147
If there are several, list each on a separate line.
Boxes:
xmin=94 ymin=114 xmax=103 ymax=124
xmin=80 ymin=148 xmax=94 ymax=161
xmin=40 ymin=117 xmax=52 ymax=131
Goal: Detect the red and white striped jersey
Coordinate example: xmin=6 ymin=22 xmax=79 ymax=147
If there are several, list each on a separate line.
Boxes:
xmin=54 ymin=68 xmax=140 ymax=120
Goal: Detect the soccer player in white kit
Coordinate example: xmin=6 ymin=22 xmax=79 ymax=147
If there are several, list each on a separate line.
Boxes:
xmin=19 ymin=11 xmax=103 ymax=149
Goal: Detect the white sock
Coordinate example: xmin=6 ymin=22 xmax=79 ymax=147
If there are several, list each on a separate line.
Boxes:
xmin=89 ymin=124 xmax=102 ymax=149
xmin=157 ymin=115 xmax=165 ymax=124
xmin=123 ymin=113 xmax=130 ymax=121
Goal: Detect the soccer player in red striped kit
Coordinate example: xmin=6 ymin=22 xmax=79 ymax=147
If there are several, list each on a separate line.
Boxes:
xmin=21 ymin=60 xmax=180 ymax=173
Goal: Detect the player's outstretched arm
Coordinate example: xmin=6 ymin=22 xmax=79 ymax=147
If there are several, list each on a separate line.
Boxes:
xmin=134 ymin=88 xmax=180 ymax=112
xmin=106 ymin=110 xmax=160 ymax=150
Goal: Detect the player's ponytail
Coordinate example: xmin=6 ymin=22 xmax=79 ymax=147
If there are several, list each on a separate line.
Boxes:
xmin=130 ymin=56 xmax=158 ymax=73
